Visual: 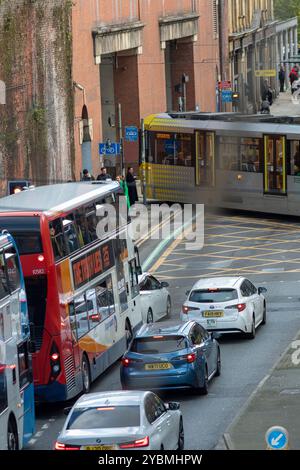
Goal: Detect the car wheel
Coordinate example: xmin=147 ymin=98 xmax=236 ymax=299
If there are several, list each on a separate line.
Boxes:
xmin=247 ymin=316 xmax=256 ymax=339
xmin=177 ymin=418 xmax=184 ymax=450
xmin=82 ymin=354 xmax=91 ymax=393
xmin=146 ymin=308 xmax=153 ymax=324
xmin=125 ymin=319 xmax=133 ymax=348
xmin=7 ymin=418 xmax=18 ymax=450
xmin=261 ymin=303 xmax=267 ymax=325
xmin=215 ymin=349 xmax=221 ymax=377
xmin=166 ymin=297 xmax=171 ymax=318
xmin=198 ymin=366 xmax=208 ymax=395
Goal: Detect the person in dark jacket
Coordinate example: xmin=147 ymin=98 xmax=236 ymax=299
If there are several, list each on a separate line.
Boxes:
xmin=97 ymin=167 xmax=112 ymax=181
xmin=126 ymin=167 xmax=139 ymax=206
xmin=278 ymin=65 xmax=285 ymax=92
xmin=81 ymin=169 xmax=94 ymax=181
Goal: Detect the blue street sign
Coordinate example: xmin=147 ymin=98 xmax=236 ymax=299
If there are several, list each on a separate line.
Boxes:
xmin=221 ymin=90 xmax=233 ymax=103
xmin=265 ymin=426 xmax=289 ymax=450
xmin=125 ymin=126 xmax=139 ymax=142
xmin=99 ymin=142 xmax=121 ymax=156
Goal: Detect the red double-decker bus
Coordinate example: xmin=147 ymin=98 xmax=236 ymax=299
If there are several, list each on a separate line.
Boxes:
xmin=0 ymin=182 xmax=142 ymax=402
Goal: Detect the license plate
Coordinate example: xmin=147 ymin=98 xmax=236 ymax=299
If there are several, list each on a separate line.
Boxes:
xmin=84 ymin=445 xmax=115 ymax=450
xmin=207 ymin=319 xmax=217 ymax=327
xmin=145 ymin=363 xmax=172 ymax=370
xmin=203 ymin=311 xmax=224 ymax=318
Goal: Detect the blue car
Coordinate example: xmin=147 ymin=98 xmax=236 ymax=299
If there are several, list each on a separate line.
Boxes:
xmin=120 ymin=321 xmax=221 ymax=394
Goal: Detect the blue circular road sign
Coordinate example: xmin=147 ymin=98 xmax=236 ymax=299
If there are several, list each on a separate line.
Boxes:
xmin=265 ymin=426 xmax=289 ymax=450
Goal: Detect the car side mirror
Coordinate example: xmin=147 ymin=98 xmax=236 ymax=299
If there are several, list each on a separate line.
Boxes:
xmin=160 ymin=281 xmax=169 ymax=288
xmin=258 ymin=287 xmax=267 ymax=295
xmin=185 ymin=290 xmax=190 ymax=296
xmin=63 ymin=407 xmax=72 ymax=416
xmin=166 ymin=402 xmax=180 ymax=411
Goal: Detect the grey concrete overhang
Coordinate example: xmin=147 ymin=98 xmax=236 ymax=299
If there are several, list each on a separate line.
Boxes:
xmin=159 ymin=12 xmax=199 ymax=49
xmin=92 ymin=21 xmax=144 ymax=64
xmin=275 ymin=17 xmax=298 ymax=33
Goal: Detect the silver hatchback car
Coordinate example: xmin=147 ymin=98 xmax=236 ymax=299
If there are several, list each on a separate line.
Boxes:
xmin=55 ymin=390 xmax=184 ymax=450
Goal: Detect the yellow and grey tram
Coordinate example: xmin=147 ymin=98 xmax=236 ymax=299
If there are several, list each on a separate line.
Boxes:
xmin=141 ymin=113 xmax=300 ymax=216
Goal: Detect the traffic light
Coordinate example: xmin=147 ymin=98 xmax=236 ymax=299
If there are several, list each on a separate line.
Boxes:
xmin=8 ymin=180 xmax=30 ymax=195
xmin=232 ymin=91 xmax=240 ymax=105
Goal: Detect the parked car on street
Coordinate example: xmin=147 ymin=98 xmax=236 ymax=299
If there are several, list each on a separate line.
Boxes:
xmin=55 ymin=390 xmax=184 ymax=450
xmin=120 ymin=321 xmax=220 ymax=394
xmin=180 ymin=277 xmax=267 ymax=339
xmin=139 ymin=273 xmax=171 ymax=323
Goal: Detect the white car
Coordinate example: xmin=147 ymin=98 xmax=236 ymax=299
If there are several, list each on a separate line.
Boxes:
xmin=139 ymin=273 xmax=171 ymax=323
xmin=180 ymin=277 xmax=267 ymax=339
xmin=55 ymin=391 xmax=184 ymax=450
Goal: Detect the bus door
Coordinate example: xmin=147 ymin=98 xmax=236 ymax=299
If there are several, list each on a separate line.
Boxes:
xmin=264 ymin=135 xmax=287 ymax=195
xmin=195 ymin=132 xmax=215 ymax=187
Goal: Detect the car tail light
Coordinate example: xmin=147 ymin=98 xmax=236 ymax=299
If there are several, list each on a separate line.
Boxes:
xmin=182 ymin=305 xmax=199 ymax=314
xmin=119 ymin=436 xmax=149 ymax=449
xmin=226 ymin=303 xmax=246 ymax=313
xmin=176 ymin=353 xmax=196 ymax=363
xmin=122 ymin=357 xmax=130 ymax=367
xmin=54 ymin=442 xmax=80 ymax=450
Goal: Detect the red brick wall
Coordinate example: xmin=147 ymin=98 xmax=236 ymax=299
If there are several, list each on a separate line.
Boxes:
xmin=0 ymin=0 xmax=74 ymax=194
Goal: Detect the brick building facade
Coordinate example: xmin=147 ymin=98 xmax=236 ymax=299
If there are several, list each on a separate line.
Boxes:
xmin=0 ymin=0 xmax=74 ymax=194
xmin=72 ymin=0 xmax=220 ymax=179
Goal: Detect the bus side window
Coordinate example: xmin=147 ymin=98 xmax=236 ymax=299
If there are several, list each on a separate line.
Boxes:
xmin=17 ymin=341 xmax=31 ymax=389
xmin=49 ymin=219 xmax=67 ymax=260
xmin=74 ymin=295 xmax=89 ymax=338
xmin=62 ymin=215 xmax=80 ymax=254
xmin=75 ymin=208 xmax=89 ymax=246
xmin=129 ymin=260 xmax=139 ymax=298
xmin=0 ymin=250 xmax=9 ymax=299
xmin=85 ymin=204 xmax=98 ymax=242
xmin=0 ymin=363 xmax=8 ymax=414
xmin=4 ymin=246 xmax=21 ymax=292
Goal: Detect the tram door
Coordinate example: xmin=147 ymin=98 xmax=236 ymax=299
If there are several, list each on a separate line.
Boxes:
xmin=264 ymin=135 xmax=286 ymax=195
xmin=195 ymin=132 xmax=215 ymax=187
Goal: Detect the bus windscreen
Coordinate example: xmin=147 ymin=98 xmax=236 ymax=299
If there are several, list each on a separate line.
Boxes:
xmin=0 ymin=217 xmax=42 ymax=254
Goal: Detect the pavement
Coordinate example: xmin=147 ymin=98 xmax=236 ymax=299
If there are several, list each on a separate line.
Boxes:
xmin=218 ymin=329 xmax=300 ymax=450
xmin=271 ymin=89 xmax=300 ymax=116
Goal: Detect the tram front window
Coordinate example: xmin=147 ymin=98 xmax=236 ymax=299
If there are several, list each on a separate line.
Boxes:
xmin=148 ymin=132 xmax=193 ymax=166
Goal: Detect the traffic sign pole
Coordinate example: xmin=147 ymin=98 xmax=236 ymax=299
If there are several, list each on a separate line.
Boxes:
xmin=118 ymin=103 xmax=124 ymax=177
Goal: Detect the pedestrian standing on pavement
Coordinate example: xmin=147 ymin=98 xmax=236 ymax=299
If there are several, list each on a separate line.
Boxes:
xmin=81 ymin=169 xmax=94 ymax=181
xmin=97 ymin=167 xmax=112 ymax=181
xmin=126 ymin=167 xmax=139 ymax=206
xmin=289 ymin=66 xmax=299 ymax=94
xmin=116 ymin=175 xmax=130 ymax=208
xmin=278 ymin=65 xmax=285 ymax=93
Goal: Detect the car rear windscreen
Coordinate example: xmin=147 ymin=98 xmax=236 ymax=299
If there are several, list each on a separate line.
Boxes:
xmin=131 ymin=335 xmax=188 ymax=354
xmin=189 ymin=289 xmax=238 ymax=303
xmin=67 ymin=406 xmax=140 ymax=430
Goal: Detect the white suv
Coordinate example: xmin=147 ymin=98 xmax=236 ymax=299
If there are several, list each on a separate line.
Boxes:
xmin=180 ymin=277 xmax=267 ymax=339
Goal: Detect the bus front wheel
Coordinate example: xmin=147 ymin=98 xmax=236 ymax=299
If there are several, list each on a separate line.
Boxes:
xmin=7 ymin=417 xmax=18 ymax=450
xmin=81 ymin=354 xmax=91 ymax=393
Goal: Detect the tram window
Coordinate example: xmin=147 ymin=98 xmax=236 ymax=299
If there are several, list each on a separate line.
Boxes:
xmin=218 ymin=136 xmax=262 ymax=172
xmin=5 ymin=247 xmax=21 ymax=292
xmin=49 ymin=219 xmax=67 ymax=260
xmin=290 ymin=141 xmax=300 ymax=175
xmin=0 ymin=251 xmax=9 ymax=299
xmin=149 ymin=132 xmax=193 ymax=167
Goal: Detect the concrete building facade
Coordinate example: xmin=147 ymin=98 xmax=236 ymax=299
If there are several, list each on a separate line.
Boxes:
xmin=72 ymin=0 xmax=220 ymax=179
